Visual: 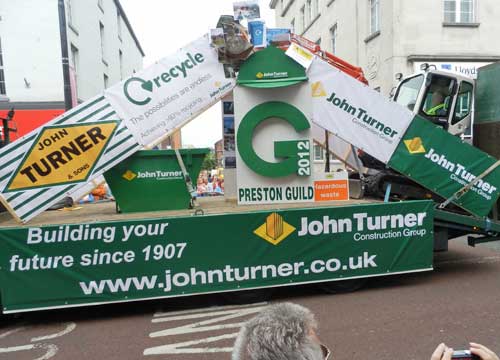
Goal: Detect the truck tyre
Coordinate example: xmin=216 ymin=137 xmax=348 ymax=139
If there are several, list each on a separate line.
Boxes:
xmin=318 ymin=279 xmax=367 ymax=294
xmin=219 ymin=288 xmax=275 ymax=305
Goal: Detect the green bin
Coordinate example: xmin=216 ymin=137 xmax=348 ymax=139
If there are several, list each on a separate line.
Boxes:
xmin=104 ymin=148 xmax=209 ymax=213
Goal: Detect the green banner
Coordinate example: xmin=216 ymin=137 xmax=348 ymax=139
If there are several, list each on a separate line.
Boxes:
xmin=0 ymin=201 xmax=434 ymax=313
xmin=389 ymin=116 xmax=500 ymax=217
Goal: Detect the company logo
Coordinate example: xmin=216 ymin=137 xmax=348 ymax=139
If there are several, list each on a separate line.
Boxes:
xmin=237 ymin=101 xmax=311 ymax=178
xmin=122 ymin=170 xmax=137 ymax=181
xmin=325 ymin=92 xmax=398 ymax=141
xmin=404 ymin=137 xmax=426 ymax=154
xmin=423 ymin=148 xmax=498 ymax=200
xmin=6 ymin=121 xmax=118 ymax=192
xmin=254 ymin=213 xmax=296 ymax=245
xmin=255 ymin=71 xmax=288 ymax=80
xmin=311 ymin=81 xmax=327 ymax=97
xmin=123 ymin=52 xmax=205 ymax=106
xmin=124 ymin=170 xmax=184 ymax=181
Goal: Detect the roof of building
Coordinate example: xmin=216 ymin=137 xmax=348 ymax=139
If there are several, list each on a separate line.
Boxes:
xmin=114 ymin=0 xmax=145 ymax=57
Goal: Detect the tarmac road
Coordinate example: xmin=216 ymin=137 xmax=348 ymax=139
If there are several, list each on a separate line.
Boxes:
xmin=1 ymin=240 xmax=499 ymax=360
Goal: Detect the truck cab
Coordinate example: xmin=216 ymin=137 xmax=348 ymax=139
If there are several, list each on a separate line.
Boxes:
xmin=393 ymin=66 xmax=475 ymax=138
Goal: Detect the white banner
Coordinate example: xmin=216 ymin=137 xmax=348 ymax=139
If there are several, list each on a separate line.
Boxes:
xmin=104 ymin=35 xmax=235 ymax=146
xmin=285 ymin=43 xmax=315 ymax=70
xmin=309 ymin=58 xmax=413 ymax=164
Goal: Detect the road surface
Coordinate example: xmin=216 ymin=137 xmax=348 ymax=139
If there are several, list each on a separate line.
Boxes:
xmin=0 ymin=241 xmax=499 ymax=360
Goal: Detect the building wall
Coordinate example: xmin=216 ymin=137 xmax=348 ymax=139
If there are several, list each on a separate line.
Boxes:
xmin=0 ymin=0 xmax=143 ymax=105
xmin=66 ymin=0 xmax=143 ymax=101
xmin=0 ymin=0 xmax=143 ymax=140
xmin=271 ymin=0 xmax=500 ymax=94
xmin=0 ymin=0 xmax=64 ymax=102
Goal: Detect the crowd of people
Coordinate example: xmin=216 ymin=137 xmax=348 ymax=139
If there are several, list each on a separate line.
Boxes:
xmin=197 ymin=170 xmax=224 ymax=196
xmin=231 ymin=302 xmax=498 ymax=360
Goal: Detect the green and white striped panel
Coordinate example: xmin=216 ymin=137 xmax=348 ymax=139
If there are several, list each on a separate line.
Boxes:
xmin=0 ymin=95 xmax=141 ymax=222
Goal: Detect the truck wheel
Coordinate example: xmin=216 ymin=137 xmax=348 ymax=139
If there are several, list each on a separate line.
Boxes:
xmin=219 ymin=288 xmax=275 ymax=305
xmin=319 ymin=279 xmax=367 ymax=294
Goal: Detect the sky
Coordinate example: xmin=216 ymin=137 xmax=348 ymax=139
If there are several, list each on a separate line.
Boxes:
xmin=119 ymin=0 xmax=277 ymax=148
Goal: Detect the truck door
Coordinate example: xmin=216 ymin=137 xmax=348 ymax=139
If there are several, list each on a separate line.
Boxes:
xmin=418 ymin=73 xmax=457 ymax=129
xmin=448 ymin=80 xmax=474 ymax=136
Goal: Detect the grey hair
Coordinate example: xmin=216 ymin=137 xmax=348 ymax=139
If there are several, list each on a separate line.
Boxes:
xmin=231 ymin=302 xmax=325 ymax=360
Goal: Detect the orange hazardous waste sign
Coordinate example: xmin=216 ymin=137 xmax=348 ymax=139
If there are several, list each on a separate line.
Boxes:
xmin=314 ymin=179 xmax=349 ymax=201
xmin=7 ymin=121 xmax=118 ymax=191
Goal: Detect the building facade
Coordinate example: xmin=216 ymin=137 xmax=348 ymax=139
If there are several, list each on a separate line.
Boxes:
xmin=270 ymin=0 xmax=500 ymax=94
xmin=0 ymin=0 xmax=144 ymax=140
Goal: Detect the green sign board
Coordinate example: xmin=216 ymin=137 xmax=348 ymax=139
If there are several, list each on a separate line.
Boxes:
xmin=237 ymin=46 xmax=308 ymax=88
xmin=0 ymin=201 xmax=434 ymax=313
xmin=104 ymin=148 xmax=209 ymax=212
xmin=237 ymin=101 xmax=311 ymax=178
xmin=389 ymin=116 xmax=500 ymax=217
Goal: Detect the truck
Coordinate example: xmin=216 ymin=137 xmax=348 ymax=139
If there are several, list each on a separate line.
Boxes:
xmin=0 ymin=19 xmax=498 ymax=314
xmin=357 ymin=62 xmax=500 ymax=251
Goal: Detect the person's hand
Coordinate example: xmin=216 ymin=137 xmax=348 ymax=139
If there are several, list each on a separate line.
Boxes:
xmin=470 ymin=343 xmax=499 ymax=360
xmin=431 ymin=343 xmax=454 ymax=360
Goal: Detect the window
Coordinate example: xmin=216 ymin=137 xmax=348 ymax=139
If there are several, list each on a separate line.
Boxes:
xmin=314 ymin=144 xmax=325 ymax=161
xmin=330 ymin=23 xmax=337 ymax=53
xmin=117 ymin=10 xmax=122 ymax=39
xmin=394 ymin=74 xmax=424 ymax=112
xmin=67 ymin=0 xmax=74 ymax=26
xmin=99 ymin=22 xmax=106 ymax=61
xmin=0 ymin=38 xmax=6 ymax=95
xmin=300 ymin=6 xmax=305 ymax=31
xmin=315 ymin=37 xmax=321 ymax=45
xmin=370 ymin=0 xmax=380 ymax=34
xmin=119 ymin=50 xmax=123 ymax=79
xmin=444 ymin=0 xmax=475 ymax=23
xmin=70 ymin=44 xmax=79 ymax=73
xmin=421 ymin=74 xmax=456 ymax=118
xmin=291 ymin=18 xmax=295 ymax=33
xmin=307 ymin=0 xmax=312 ymax=24
xmin=313 ymin=0 xmax=320 ymax=17
xmin=452 ymin=81 xmax=473 ymax=124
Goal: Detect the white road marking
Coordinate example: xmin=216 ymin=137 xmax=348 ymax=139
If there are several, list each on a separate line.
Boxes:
xmin=153 ymin=306 xmax=268 ymax=323
xmin=144 ymin=333 xmax=237 ymax=355
xmin=31 ymin=322 xmax=77 ymax=342
xmin=33 ymin=343 xmax=59 ymax=360
xmin=0 ymin=326 xmax=27 ymax=339
xmin=0 ymin=321 xmax=76 ymax=359
xmin=144 ymin=302 xmax=268 ymax=355
xmin=150 ymin=306 xmax=266 ymax=337
xmin=0 ymin=343 xmax=58 ymax=360
xmin=0 ymin=344 xmax=35 ymax=353
xmin=151 ymin=322 xmax=245 ymax=337
xmin=153 ymin=302 xmax=268 ymax=318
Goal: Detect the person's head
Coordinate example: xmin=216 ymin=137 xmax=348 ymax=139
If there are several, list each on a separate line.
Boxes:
xmin=232 ymin=302 xmax=329 ymax=360
xmin=431 ymin=90 xmax=445 ymax=107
